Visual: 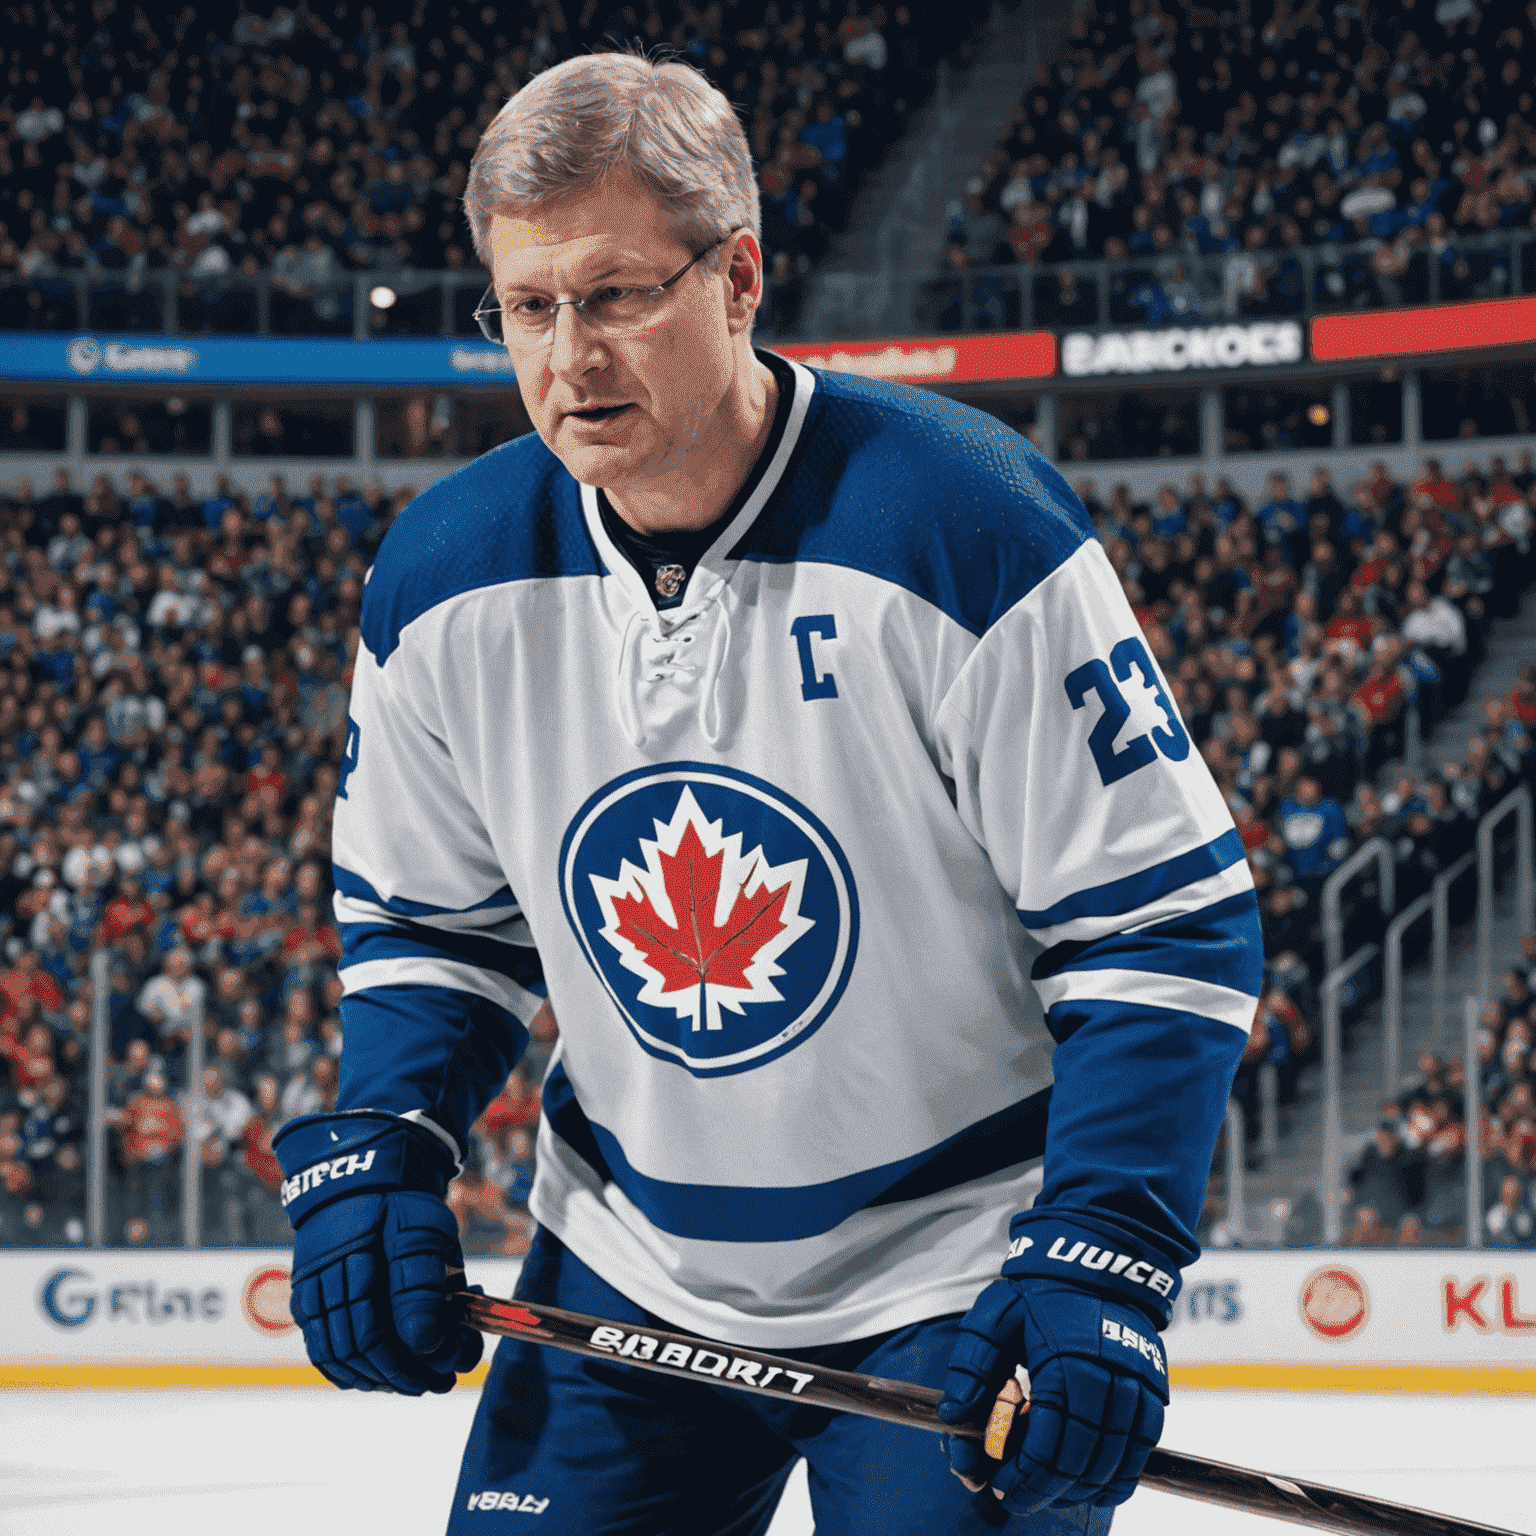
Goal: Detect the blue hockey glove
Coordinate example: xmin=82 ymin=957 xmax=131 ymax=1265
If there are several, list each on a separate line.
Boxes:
xmin=273 ymin=1110 xmax=483 ymax=1395
xmin=938 ymin=1216 xmax=1175 ymax=1513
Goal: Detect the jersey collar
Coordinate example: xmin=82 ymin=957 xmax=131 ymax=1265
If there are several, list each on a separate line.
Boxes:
xmin=579 ymin=350 xmax=817 ymax=618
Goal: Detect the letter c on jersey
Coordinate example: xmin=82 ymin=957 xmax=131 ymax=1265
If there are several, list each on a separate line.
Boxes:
xmin=790 ymin=614 xmax=839 ymax=701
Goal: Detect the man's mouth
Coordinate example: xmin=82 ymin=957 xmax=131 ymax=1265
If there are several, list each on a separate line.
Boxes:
xmin=567 ymin=404 xmax=632 ymax=423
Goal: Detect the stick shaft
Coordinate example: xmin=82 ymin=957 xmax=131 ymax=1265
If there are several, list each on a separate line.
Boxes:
xmin=458 ymin=1292 xmax=1522 ymax=1536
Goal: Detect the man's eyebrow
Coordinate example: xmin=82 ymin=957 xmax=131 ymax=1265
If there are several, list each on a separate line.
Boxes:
xmin=498 ymin=262 xmax=627 ymax=301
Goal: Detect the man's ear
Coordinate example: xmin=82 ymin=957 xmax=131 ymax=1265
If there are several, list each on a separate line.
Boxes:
xmin=722 ymin=230 xmax=765 ymax=335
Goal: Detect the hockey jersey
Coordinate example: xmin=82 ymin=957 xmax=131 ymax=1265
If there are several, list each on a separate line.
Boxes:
xmin=332 ymin=354 xmax=1263 ymax=1348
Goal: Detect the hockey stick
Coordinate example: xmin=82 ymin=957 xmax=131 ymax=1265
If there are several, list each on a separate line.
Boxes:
xmin=457 ymin=1290 xmax=1522 ymax=1536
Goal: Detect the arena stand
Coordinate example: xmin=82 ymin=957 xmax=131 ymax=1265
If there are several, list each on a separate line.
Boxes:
xmin=0 ymin=0 xmax=983 ymax=339
xmin=0 ymin=440 xmax=1531 ymax=1251
xmin=3 ymin=0 xmax=1536 ymax=1256
xmin=1336 ymin=921 xmax=1536 ymax=1250
xmin=938 ymin=0 xmax=1536 ymax=333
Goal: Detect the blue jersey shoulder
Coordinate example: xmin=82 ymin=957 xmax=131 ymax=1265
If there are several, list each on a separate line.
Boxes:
xmin=360 ymin=432 xmax=601 ymax=663
xmin=744 ymin=367 xmax=1093 ymax=635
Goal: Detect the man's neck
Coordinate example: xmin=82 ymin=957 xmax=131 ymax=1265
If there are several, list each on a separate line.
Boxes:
xmin=605 ymin=354 xmax=779 ymax=536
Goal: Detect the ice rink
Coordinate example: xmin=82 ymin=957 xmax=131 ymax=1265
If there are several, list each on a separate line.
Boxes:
xmin=2 ymin=1380 xmax=1532 ymax=1536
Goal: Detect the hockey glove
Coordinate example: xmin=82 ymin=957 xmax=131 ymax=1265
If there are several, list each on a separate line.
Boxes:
xmin=274 ymin=1110 xmax=483 ymax=1395
xmin=937 ymin=1216 xmax=1175 ymax=1513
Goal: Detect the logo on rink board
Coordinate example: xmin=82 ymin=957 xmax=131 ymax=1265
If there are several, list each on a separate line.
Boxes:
xmin=1297 ymin=1264 xmax=1370 ymax=1341
xmin=242 ymin=1264 xmax=298 ymax=1337
xmin=560 ymin=764 xmax=858 ymax=1076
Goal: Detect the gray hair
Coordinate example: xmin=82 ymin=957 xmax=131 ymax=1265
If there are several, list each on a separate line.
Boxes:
xmin=465 ymin=53 xmax=759 ymax=271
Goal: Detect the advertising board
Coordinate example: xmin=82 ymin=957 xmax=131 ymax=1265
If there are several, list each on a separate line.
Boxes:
xmin=4 ymin=1249 xmax=1532 ymax=1393
xmin=0 ymin=333 xmax=518 ymax=388
xmin=0 ymin=1249 xmax=521 ymax=1387
xmin=1167 ymin=1250 xmax=1536 ymax=1393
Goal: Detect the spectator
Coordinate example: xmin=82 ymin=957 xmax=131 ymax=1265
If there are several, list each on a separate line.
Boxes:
xmin=119 ymin=1067 xmax=184 ymax=1245
xmin=1484 ymin=1174 xmax=1535 ymax=1249
xmin=448 ymin=1162 xmax=533 ymax=1256
xmin=1346 ymin=1122 xmax=1421 ymax=1232
xmin=1278 ymin=777 xmax=1351 ymax=896
xmin=136 ymin=947 xmax=206 ymax=1050
xmin=279 ymin=1052 xmax=338 ymax=1123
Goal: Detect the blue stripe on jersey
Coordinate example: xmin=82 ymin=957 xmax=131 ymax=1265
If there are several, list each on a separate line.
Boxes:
xmin=1016 ymin=829 xmax=1246 ymax=929
xmin=332 ymin=863 xmax=519 ymax=919
xmin=336 ymin=984 xmax=529 ymax=1149
xmin=542 ymin=1064 xmax=1050 ymax=1243
xmin=340 ymin=921 xmax=545 ymax=992
xmin=1031 ymin=890 xmax=1264 ymax=998
xmin=1034 ymin=997 xmax=1249 ymax=1265
xmin=359 ymin=433 xmax=603 ymax=664
xmin=734 ymin=365 xmax=1094 ymax=638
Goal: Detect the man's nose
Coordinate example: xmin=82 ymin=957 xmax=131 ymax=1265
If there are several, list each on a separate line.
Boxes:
xmin=546 ymin=302 xmax=610 ymax=383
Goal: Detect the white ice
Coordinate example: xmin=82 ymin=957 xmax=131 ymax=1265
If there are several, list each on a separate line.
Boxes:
xmin=1 ymin=1383 xmax=1531 ymax=1535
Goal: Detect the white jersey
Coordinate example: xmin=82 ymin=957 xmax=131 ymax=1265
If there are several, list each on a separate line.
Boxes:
xmin=332 ymin=354 xmax=1262 ymax=1348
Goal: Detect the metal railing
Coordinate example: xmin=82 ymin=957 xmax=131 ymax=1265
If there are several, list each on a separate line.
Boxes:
xmin=6 ymin=225 xmax=1532 ymax=343
xmin=1381 ymin=891 xmax=1432 ymax=1102
xmin=1432 ymin=851 xmax=1478 ymax=1046
xmin=805 ymin=226 xmax=1536 ymax=338
xmin=1382 ymin=849 xmax=1479 ymax=1098
xmin=1475 ymin=785 xmax=1533 ymax=1004
xmin=1321 ymin=837 xmax=1394 ymax=978
xmin=1319 ymin=943 xmax=1381 ymax=1247
xmin=1463 ymin=994 xmax=1485 ymax=1250
xmin=181 ymin=1002 xmax=207 ymax=1250
xmin=1258 ymin=1060 xmax=1279 ymax=1163
xmin=86 ymin=948 xmax=110 ymax=1248
xmin=0 ymin=267 xmax=489 ymax=343
xmin=1224 ymin=1100 xmax=1248 ymax=1243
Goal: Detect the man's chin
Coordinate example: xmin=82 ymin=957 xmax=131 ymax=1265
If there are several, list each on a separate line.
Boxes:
xmin=544 ymin=431 xmax=650 ymax=489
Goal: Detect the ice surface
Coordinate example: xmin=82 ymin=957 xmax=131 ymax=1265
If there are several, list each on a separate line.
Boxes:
xmin=1 ymin=1383 xmax=1531 ymax=1535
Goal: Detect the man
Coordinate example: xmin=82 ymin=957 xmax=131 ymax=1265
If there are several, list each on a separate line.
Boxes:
xmin=135 ymin=946 xmax=205 ymax=1049
xmin=274 ymin=53 xmax=1261 ymax=1533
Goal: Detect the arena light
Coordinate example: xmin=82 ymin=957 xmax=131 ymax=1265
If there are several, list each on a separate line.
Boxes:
xmin=370 ymin=285 xmax=398 ymax=310
xmin=1311 ymin=295 xmax=1536 ymax=363
xmin=1306 ymin=402 xmax=1330 ymax=427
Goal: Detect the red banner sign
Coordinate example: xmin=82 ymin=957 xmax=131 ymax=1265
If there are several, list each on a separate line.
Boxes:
xmin=777 ymin=330 xmax=1056 ymax=384
xmin=1312 ymin=295 xmax=1536 ymax=362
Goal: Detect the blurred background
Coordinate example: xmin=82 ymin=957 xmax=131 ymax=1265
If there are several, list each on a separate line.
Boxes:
xmin=1 ymin=0 xmax=1535 ymax=1485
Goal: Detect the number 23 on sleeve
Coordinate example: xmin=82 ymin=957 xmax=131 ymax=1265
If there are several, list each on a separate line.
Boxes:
xmin=1064 ymin=635 xmax=1191 ymax=788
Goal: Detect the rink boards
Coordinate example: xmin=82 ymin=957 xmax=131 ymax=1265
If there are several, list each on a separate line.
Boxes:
xmin=2 ymin=1249 xmax=1533 ymax=1392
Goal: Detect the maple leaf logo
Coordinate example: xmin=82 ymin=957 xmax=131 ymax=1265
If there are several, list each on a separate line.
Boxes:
xmin=589 ymin=788 xmax=814 ymax=1034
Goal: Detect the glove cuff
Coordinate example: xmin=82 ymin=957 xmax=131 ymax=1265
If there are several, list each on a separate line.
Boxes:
xmin=273 ymin=1110 xmax=457 ymax=1227
xmin=1003 ymin=1211 xmax=1182 ymax=1328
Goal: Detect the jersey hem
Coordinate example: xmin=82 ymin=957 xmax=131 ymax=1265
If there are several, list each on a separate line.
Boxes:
xmin=528 ymin=1155 xmax=1041 ymax=1349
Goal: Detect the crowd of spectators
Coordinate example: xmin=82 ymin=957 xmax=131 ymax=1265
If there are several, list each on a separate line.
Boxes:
xmin=0 ymin=0 xmax=977 ymax=336
xmin=0 ymin=462 xmax=550 ymax=1250
xmin=1082 ymin=449 xmax=1536 ymax=1197
xmin=1341 ymin=929 xmax=1536 ymax=1248
xmin=1 ymin=444 xmax=1531 ymax=1251
xmin=941 ymin=0 xmax=1536 ymax=328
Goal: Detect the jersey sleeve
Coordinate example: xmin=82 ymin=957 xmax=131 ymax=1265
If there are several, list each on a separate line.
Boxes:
xmin=935 ymin=536 xmax=1263 ymax=1275
xmin=330 ymin=631 xmax=541 ymax=1158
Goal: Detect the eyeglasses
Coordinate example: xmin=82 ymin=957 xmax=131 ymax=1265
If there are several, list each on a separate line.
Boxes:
xmin=473 ymin=238 xmax=731 ymax=346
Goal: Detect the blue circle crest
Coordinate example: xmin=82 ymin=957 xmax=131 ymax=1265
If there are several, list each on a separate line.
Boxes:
xmin=559 ymin=764 xmax=858 ymax=1075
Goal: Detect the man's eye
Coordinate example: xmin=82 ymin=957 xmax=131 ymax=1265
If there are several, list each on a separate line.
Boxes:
xmin=592 ymin=285 xmax=636 ymax=303
xmin=510 ymin=296 xmax=550 ymax=316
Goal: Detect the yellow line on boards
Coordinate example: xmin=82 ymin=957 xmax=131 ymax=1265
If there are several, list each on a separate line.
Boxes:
xmin=1172 ymin=1363 xmax=1536 ymax=1394
xmin=1 ymin=1360 xmax=1531 ymax=1393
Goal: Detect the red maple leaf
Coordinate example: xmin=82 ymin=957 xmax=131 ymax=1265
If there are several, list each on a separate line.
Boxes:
xmin=611 ymin=822 xmax=792 ymax=1002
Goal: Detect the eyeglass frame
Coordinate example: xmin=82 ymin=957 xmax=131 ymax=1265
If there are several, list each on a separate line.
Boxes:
xmin=472 ymin=233 xmax=739 ymax=346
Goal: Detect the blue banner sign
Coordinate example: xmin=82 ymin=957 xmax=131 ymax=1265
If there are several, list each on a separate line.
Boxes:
xmin=1 ymin=332 xmax=520 ymax=387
